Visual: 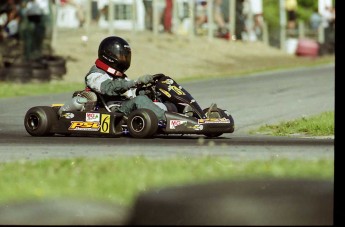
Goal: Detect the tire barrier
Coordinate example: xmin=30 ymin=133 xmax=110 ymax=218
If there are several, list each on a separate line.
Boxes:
xmin=40 ymin=55 xmax=67 ymax=80
xmin=0 ymin=68 xmax=7 ymax=81
xmin=31 ymin=67 xmax=51 ymax=83
xmin=127 ymin=179 xmax=333 ymax=225
xmin=0 ymin=55 xmax=66 ymax=83
xmin=5 ymin=62 xmax=32 ymax=83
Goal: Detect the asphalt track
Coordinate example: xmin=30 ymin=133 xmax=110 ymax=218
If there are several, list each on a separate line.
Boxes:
xmin=0 ymin=64 xmax=334 ymax=162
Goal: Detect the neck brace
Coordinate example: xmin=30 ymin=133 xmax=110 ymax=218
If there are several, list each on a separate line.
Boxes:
xmin=95 ymin=59 xmax=120 ymax=76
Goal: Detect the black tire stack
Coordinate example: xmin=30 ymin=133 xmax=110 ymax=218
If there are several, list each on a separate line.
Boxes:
xmin=40 ymin=55 xmax=67 ymax=81
xmin=0 ymin=67 xmax=7 ymax=82
xmin=0 ymin=55 xmax=67 ymax=83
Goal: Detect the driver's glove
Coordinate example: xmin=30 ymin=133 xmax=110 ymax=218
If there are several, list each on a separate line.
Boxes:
xmin=138 ymin=90 xmax=151 ymax=96
xmin=135 ymin=74 xmax=154 ymax=85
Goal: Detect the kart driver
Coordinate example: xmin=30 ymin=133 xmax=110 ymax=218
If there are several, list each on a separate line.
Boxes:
xmin=83 ymin=36 xmax=166 ymax=123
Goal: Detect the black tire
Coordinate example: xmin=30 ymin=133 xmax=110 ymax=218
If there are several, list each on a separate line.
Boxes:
xmin=41 ymin=55 xmax=66 ymax=66
xmin=41 ymin=55 xmax=67 ymax=80
xmin=31 ymin=68 xmax=51 ymax=82
xmin=127 ymin=109 xmax=158 ymax=138
xmin=0 ymin=68 xmax=7 ymax=81
xmin=202 ymin=107 xmax=235 ymax=138
xmin=6 ymin=65 xmax=32 ymax=83
xmin=24 ymin=106 xmax=57 ymax=136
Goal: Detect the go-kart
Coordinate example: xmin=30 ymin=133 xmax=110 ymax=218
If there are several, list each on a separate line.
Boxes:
xmin=24 ymin=74 xmax=235 ymax=138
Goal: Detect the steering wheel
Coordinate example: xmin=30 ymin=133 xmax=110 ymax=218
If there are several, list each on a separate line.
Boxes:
xmin=135 ymin=74 xmax=165 ymax=97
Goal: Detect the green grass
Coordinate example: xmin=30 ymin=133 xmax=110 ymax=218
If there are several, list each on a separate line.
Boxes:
xmin=0 ymin=156 xmax=334 ymax=206
xmin=0 ymin=81 xmax=84 ymax=99
xmin=250 ymin=111 xmax=334 ymax=136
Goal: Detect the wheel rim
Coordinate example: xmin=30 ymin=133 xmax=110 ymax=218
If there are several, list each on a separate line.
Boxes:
xmin=130 ymin=116 xmax=145 ymax=133
xmin=27 ymin=114 xmax=40 ymax=130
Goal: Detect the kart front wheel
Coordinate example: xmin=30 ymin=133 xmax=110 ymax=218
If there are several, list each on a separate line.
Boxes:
xmin=202 ymin=107 xmax=235 ymax=138
xmin=127 ymin=109 xmax=158 ymax=138
xmin=24 ymin=106 xmax=57 ymax=136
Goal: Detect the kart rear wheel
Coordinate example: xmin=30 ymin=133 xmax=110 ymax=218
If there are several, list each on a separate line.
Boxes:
xmin=202 ymin=107 xmax=234 ymax=138
xmin=127 ymin=109 xmax=158 ymax=138
xmin=24 ymin=106 xmax=57 ymax=136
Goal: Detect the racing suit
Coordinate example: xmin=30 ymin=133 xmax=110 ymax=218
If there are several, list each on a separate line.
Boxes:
xmin=84 ymin=64 xmax=166 ymax=121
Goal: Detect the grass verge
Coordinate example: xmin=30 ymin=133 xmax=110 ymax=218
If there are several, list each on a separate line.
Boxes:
xmin=0 ymin=81 xmax=84 ymax=99
xmin=250 ymin=111 xmax=334 ymax=137
xmin=0 ymin=156 xmax=334 ymax=206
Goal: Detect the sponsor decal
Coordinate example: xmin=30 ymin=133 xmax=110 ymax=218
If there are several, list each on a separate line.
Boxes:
xmin=68 ymin=121 xmax=100 ymax=131
xmin=100 ymin=114 xmax=111 ymax=133
xmin=162 ymin=79 xmax=174 ymax=85
xmin=169 ymin=120 xmax=187 ymax=129
xmin=198 ymin=118 xmax=230 ymax=124
xmin=62 ymin=113 xmax=74 ymax=119
xmin=86 ymin=112 xmax=100 ymax=122
xmin=159 ymin=88 xmax=171 ymax=98
xmin=168 ymin=85 xmax=186 ymax=95
xmin=188 ymin=124 xmax=203 ymax=130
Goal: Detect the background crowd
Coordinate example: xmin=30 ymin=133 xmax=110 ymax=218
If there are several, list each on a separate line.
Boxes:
xmin=0 ymin=0 xmax=336 ymax=62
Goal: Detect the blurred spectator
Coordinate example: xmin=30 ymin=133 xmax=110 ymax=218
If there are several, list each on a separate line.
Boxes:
xmin=320 ymin=5 xmax=334 ymax=30
xmin=251 ymin=0 xmax=263 ymax=40
xmin=163 ymin=0 xmax=173 ymax=33
xmin=320 ymin=5 xmax=335 ymax=54
xmin=58 ymin=0 xmax=85 ymax=27
xmin=0 ymin=0 xmax=21 ymax=41
xmin=195 ymin=0 xmax=229 ymax=38
xmin=96 ymin=0 xmax=108 ymax=22
xmin=213 ymin=0 xmax=228 ymax=38
xmin=195 ymin=0 xmax=207 ymax=35
xmin=309 ymin=8 xmax=322 ymax=32
xmin=242 ymin=0 xmax=255 ymax=41
xmin=143 ymin=0 xmax=153 ymax=30
xmin=20 ymin=0 xmax=49 ymax=60
xmin=285 ymin=0 xmax=297 ymax=35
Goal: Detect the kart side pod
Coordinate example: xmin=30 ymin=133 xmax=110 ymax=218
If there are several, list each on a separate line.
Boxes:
xmin=163 ymin=112 xmax=234 ymax=135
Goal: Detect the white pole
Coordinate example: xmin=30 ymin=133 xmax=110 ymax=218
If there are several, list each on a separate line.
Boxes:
xmin=262 ymin=20 xmax=269 ymax=45
xmin=51 ymin=0 xmax=57 ymax=52
xmin=189 ymin=0 xmax=195 ymax=39
xmin=152 ymin=0 xmax=159 ymax=36
xmin=108 ymin=0 xmax=115 ymax=35
xmin=132 ymin=0 xmax=137 ymax=34
xmin=229 ymin=0 xmax=236 ymax=40
xmin=207 ymin=0 xmax=213 ymax=41
xmin=279 ymin=0 xmax=286 ymax=51
xmin=85 ymin=0 xmax=92 ymax=34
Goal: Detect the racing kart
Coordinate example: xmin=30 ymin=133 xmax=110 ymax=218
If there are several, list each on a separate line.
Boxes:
xmin=24 ymin=74 xmax=235 ymax=138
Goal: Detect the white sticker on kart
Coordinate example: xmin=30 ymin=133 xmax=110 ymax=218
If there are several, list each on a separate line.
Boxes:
xmin=189 ymin=124 xmax=203 ymax=130
xmin=198 ymin=118 xmax=230 ymax=124
xmin=170 ymin=120 xmax=187 ymax=129
xmin=62 ymin=113 xmax=74 ymax=119
xmin=86 ymin=113 xmax=100 ymax=122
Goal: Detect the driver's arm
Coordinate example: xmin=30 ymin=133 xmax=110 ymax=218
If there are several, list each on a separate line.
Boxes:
xmin=86 ymin=72 xmax=136 ymax=96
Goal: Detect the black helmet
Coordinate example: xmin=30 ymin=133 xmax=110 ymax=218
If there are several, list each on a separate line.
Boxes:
xmin=98 ymin=36 xmax=131 ymax=73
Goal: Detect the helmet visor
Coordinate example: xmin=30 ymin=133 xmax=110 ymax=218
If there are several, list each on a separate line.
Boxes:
xmin=109 ymin=44 xmax=131 ymax=73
